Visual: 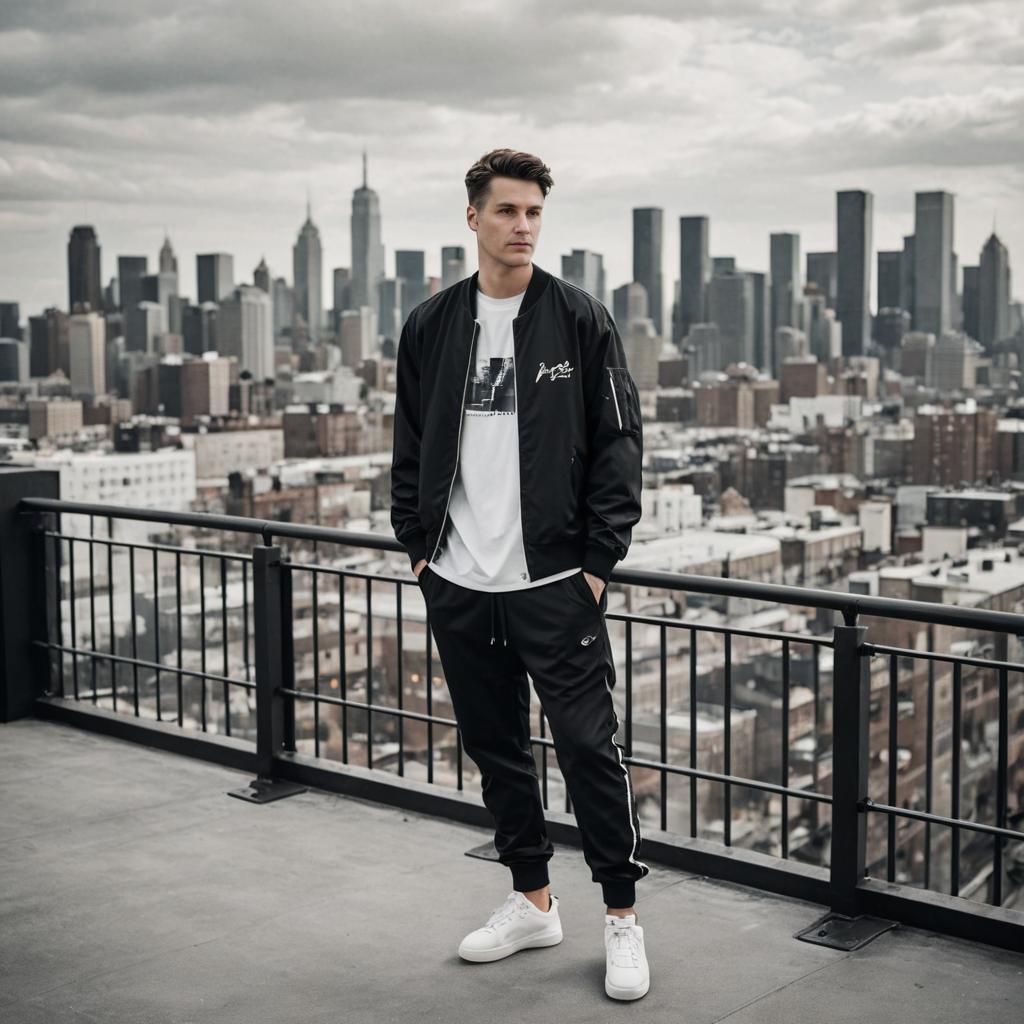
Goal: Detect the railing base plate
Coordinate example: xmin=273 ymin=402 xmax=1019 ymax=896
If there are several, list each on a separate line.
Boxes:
xmin=796 ymin=911 xmax=898 ymax=951
xmin=464 ymin=840 xmax=501 ymax=862
xmin=228 ymin=777 xmax=308 ymax=803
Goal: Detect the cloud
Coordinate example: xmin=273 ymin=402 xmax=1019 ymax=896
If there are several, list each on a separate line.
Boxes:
xmin=0 ymin=0 xmax=1021 ymax=317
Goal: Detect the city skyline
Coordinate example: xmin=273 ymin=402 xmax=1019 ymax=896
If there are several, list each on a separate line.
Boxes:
xmin=1 ymin=1 xmax=1022 ymax=318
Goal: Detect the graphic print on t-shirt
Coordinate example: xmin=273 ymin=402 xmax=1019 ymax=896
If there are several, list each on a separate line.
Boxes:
xmin=465 ymin=351 xmax=516 ymax=416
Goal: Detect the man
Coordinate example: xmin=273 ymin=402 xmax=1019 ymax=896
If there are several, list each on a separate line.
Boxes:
xmin=390 ymin=148 xmax=649 ymax=1000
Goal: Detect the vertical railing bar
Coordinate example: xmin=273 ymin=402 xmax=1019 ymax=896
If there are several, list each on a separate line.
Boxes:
xmin=781 ymin=637 xmax=790 ymax=859
xmin=107 ymin=515 xmax=116 ymax=712
xmin=220 ymin=556 xmax=230 ymax=737
xmin=54 ymin=516 xmax=65 ymax=697
xmin=812 ymin=641 xmax=821 ymax=798
xmin=887 ymin=652 xmax=898 ymax=882
xmin=951 ymin=660 xmax=962 ymax=897
xmin=365 ymin=575 xmax=373 ymax=771
xmin=54 ymin=512 xmax=65 ymax=696
xmin=105 ymin=516 xmax=116 ymax=708
xmin=829 ymin=617 xmax=868 ymax=918
xmin=925 ymin=625 xmax=935 ymax=890
xmin=242 ymin=560 xmax=251 ymax=683
xmin=199 ymin=553 xmax=207 ymax=732
xmin=88 ymin=529 xmax=97 ymax=703
xmin=724 ymin=631 xmax=732 ymax=848
xmin=313 ymin=568 xmax=321 ymax=760
xmin=659 ymin=623 xmax=667 ymax=833
xmin=690 ymin=626 xmax=697 ymax=839
xmin=175 ymin=551 xmax=184 ymax=728
xmin=340 ymin=573 xmax=349 ymax=766
xmin=129 ymin=544 xmax=137 ymax=712
xmin=69 ymin=535 xmax=79 ymax=699
xmin=993 ymin=664 xmax=1009 ymax=906
xmin=396 ymin=579 xmax=405 ymax=778
xmin=152 ymin=545 xmax=161 ymax=721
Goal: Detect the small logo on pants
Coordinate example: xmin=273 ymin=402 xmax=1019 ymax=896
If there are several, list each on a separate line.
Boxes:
xmin=580 ymin=634 xmax=597 ymax=646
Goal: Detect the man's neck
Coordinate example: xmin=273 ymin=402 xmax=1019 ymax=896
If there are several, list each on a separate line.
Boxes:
xmin=477 ymin=260 xmax=533 ymax=300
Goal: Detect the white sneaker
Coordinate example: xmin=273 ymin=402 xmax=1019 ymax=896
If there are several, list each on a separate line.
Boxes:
xmin=604 ymin=912 xmax=650 ymax=1000
xmin=457 ymin=890 xmax=562 ymax=963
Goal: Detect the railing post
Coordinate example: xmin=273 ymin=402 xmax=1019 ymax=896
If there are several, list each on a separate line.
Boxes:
xmin=227 ymin=543 xmax=306 ymax=803
xmin=829 ymin=619 xmax=869 ymax=916
xmin=0 ymin=468 xmax=60 ymax=722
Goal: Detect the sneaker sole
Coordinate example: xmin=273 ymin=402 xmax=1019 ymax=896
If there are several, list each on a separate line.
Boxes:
xmin=605 ymin=975 xmax=651 ymax=1000
xmin=458 ymin=927 xmax=563 ymax=963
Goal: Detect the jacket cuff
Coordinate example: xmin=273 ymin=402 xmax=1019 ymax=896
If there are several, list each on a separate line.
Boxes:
xmin=582 ymin=543 xmax=618 ymax=584
xmin=402 ymin=532 xmax=428 ymax=572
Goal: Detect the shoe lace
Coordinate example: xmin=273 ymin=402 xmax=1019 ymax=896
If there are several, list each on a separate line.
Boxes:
xmin=485 ymin=892 xmax=522 ymax=931
xmin=607 ymin=924 xmax=642 ymax=968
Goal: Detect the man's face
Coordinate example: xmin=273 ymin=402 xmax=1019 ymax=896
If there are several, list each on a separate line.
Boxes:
xmin=467 ymin=176 xmax=544 ymax=268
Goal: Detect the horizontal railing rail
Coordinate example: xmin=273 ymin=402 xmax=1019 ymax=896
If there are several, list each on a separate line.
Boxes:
xmin=9 ymin=491 xmax=1024 ymax=954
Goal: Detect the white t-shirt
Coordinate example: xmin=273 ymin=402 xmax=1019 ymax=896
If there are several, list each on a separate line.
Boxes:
xmin=429 ymin=286 xmax=581 ymax=592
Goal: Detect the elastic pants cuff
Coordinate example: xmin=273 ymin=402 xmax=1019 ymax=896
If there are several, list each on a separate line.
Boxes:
xmin=510 ymin=861 xmax=551 ymax=893
xmin=601 ymin=881 xmax=637 ymax=909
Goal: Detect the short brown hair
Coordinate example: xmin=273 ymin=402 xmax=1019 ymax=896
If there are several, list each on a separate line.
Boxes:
xmin=465 ymin=148 xmax=554 ymax=211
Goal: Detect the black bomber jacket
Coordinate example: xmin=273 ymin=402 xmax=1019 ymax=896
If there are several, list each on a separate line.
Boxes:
xmin=389 ymin=262 xmax=643 ymax=584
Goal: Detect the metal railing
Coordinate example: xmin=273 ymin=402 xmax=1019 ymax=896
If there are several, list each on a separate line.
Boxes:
xmin=7 ymin=487 xmax=1024 ymax=954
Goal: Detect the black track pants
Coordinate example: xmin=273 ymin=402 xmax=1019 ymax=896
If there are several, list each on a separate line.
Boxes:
xmin=418 ymin=565 xmax=650 ymax=909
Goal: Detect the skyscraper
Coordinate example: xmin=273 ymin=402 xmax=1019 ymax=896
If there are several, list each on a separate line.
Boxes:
xmin=678 ymin=216 xmax=710 ymax=344
xmin=901 ymin=234 xmax=916 ymax=317
xmin=806 ymin=251 xmax=837 ymax=309
xmin=979 ymin=232 xmax=1011 ymax=347
xmin=708 ymin=271 xmax=755 ymax=370
xmin=0 ymin=302 xmax=21 ymax=340
xmin=142 ymin=271 xmax=180 ymax=335
xmin=68 ymin=225 xmax=102 ymax=313
xmin=254 ymin=257 xmax=270 ymax=293
xmin=293 ymin=200 xmax=323 ymax=343
xmin=68 ymin=311 xmax=106 ymax=398
xmin=351 ymin=151 xmax=385 ymax=320
xmin=197 ymin=253 xmax=235 ymax=304
xmin=962 ymin=265 xmax=980 ymax=342
xmin=331 ymin=268 xmax=351 ymax=332
xmin=441 ymin=246 xmax=466 ymax=290
xmin=396 ymin=250 xmax=428 ymax=326
xmin=836 ymin=189 xmax=873 ymax=355
xmin=218 ymin=285 xmax=274 ymax=381
xmin=561 ymin=249 xmax=605 ymax=304
xmin=913 ymin=191 xmax=954 ymax=335
xmin=770 ymin=232 xmax=800 ymax=338
xmin=877 ymin=251 xmax=902 ymax=310
xmin=632 ymin=207 xmax=664 ymax=337
xmin=746 ymin=271 xmax=770 ymax=373
xmin=118 ymin=256 xmax=148 ymax=314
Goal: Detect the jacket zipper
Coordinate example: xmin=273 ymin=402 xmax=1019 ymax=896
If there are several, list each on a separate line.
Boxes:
xmin=608 ymin=367 xmax=624 ymax=430
xmin=429 ymin=318 xmax=479 ymax=564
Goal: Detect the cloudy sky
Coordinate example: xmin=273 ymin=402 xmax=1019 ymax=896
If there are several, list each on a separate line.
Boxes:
xmin=1 ymin=0 xmax=1022 ymax=322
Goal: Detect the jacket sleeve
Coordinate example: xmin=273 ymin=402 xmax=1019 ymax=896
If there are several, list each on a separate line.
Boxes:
xmin=580 ymin=311 xmax=644 ymax=583
xmin=390 ymin=312 xmax=429 ymax=571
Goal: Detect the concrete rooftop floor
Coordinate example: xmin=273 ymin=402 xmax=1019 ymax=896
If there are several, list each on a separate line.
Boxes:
xmin=1 ymin=717 xmax=1022 ymax=1024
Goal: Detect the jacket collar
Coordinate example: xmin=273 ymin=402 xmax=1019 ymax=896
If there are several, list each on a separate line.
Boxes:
xmin=462 ymin=262 xmax=551 ymax=320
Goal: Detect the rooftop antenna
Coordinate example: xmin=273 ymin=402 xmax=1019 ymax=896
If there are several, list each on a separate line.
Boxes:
xmin=363 ymin=148 xmax=368 ymax=188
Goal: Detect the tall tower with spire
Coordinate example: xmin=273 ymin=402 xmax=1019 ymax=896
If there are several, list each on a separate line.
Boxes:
xmin=350 ymin=149 xmax=385 ymax=323
xmin=293 ymin=197 xmax=323 ymax=343
xmin=159 ymin=233 xmax=178 ymax=274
